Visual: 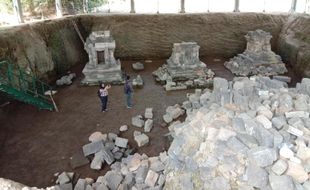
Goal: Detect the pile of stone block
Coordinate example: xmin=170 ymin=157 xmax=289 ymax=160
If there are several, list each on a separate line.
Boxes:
xmin=224 ymin=29 xmax=288 ymax=76
xmin=165 ymin=76 xmax=310 ymax=190
xmin=131 ymin=108 xmax=154 ymax=147
xmin=56 ymin=73 xmax=76 ymax=86
xmin=41 ymin=152 xmax=168 ymax=190
xmin=153 ymin=42 xmax=214 ymax=91
xmin=163 ymin=104 xmax=185 ymax=124
xmin=132 ymin=75 xmax=144 ymax=88
xmin=82 ymin=131 xmax=133 ymax=171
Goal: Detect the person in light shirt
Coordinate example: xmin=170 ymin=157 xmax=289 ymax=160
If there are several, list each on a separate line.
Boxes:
xmin=98 ymin=82 xmax=111 ymax=112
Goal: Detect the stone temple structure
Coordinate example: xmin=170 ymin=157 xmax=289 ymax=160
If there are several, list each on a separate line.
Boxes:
xmin=153 ymin=42 xmax=214 ymax=91
xmin=82 ymin=31 xmax=123 ymax=84
xmin=224 ymin=29 xmax=287 ymax=76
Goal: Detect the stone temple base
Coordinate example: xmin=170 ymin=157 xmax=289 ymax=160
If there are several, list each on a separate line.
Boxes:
xmin=81 ymin=63 xmax=123 ymax=85
xmin=167 ymin=66 xmax=208 ymax=81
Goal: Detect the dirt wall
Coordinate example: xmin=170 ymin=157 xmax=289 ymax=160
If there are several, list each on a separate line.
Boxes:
xmin=278 ymin=14 xmax=310 ymax=77
xmin=0 ymin=17 xmax=87 ymax=81
xmin=0 ymin=13 xmax=290 ymax=80
xmin=80 ymin=13 xmax=286 ymax=59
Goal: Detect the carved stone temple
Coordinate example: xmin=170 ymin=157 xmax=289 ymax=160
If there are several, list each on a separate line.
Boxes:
xmin=224 ymin=29 xmax=287 ymax=76
xmin=153 ymin=42 xmax=214 ymax=91
xmin=82 ymin=31 xmax=123 ymax=85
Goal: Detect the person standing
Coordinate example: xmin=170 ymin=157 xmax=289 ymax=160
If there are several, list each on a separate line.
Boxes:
xmin=124 ymin=75 xmax=133 ymax=108
xmin=98 ymin=82 xmax=111 ymax=112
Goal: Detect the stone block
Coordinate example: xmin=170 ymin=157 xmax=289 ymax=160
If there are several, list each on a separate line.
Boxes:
xmin=279 ymin=144 xmax=294 ymax=159
xmin=145 ymin=108 xmax=153 ymax=119
xmin=286 ymin=161 xmax=309 ymax=183
xmin=272 ymin=116 xmax=287 ymax=130
xmin=70 ymin=151 xmax=90 ymax=169
xmin=134 ymin=133 xmax=149 ymax=147
xmin=272 ymin=159 xmax=288 ymax=175
xmin=144 ymin=119 xmax=153 ymax=133
xmin=132 ymin=115 xmax=145 ymax=128
xmin=236 ymin=133 xmax=258 ymax=148
xmin=269 ymin=174 xmax=294 ymax=190
xmin=115 ymin=137 xmax=128 ymax=148
xmin=132 ymin=62 xmax=144 ymax=71
xmin=145 ymin=170 xmax=159 ymax=187
xmin=245 ymin=163 xmax=268 ymax=188
xmin=135 ymin=166 xmax=148 ymax=184
xmin=226 ymin=136 xmax=249 ymax=155
xmin=90 ymin=153 xmax=103 ymax=170
xmin=256 ymin=115 xmax=272 ymax=129
xmin=104 ymin=171 xmax=123 ymax=190
xmin=108 ymin=133 xmax=118 ymax=141
xmin=55 ymin=183 xmax=73 ymax=190
xmin=58 ymin=172 xmax=71 ymax=185
xmin=128 ymin=154 xmax=141 ymax=172
xmin=247 ymin=146 xmax=277 ymax=167
xmin=297 ymin=145 xmax=310 ymax=161
xmin=124 ymin=173 xmax=135 ymax=188
xmin=74 ymin=179 xmax=86 ymax=190
xmin=82 ymin=141 xmax=104 ymax=156
xmin=210 ymin=176 xmax=230 ymax=190
xmin=163 ymin=114 xmax=173 ymax=123
xmin=285 ymin=111 xmax=309 ymax=119
xmin=287 ymin=126 xmax=304 ymax=137
xmin=119 ymin=125 xmax=128 ymax=132
xmin=252 ymin=124 xmax=274 ymax=147
xmin=97 ymin=148 xmax=115 ymax=165
xmin=150 ymin=160 xmax=165 ymax=172
xmin=89 ymin=132 xmax=107 ymax=142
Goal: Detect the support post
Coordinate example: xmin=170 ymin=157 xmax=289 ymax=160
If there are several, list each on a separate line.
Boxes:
xmin=130 ymin=0 xmax=135 ymax=13
xmin=180 ymin=0 xmax=185 ymax=13
xmin=12 ymin=0 xmax=24 ymax=23
xmin=290 ymin=0 xmax=297 ymax=12
xmin=55 ymin=0 xmax=63 ymax=17
xmin=83 ymin=0 xmax=89 ymax=13
xmin=234 ymin=0 xmax=240 ymax=12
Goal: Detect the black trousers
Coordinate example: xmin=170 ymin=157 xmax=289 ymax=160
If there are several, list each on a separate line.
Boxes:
xmin=100 ymin=96 xmax=108 ymax=111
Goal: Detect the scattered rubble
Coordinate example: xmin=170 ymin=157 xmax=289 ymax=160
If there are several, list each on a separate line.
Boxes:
xmin=153 ymin=42 xmax=214 ymax=91
xmin=134 ymin=133 xmax=149 ymax=147
xmin=132 ymin=62 xmax=144 ymax=71
xmin=224 ymin=29 xmax=288 ymax=76
xmin=165 ymin=76 xmax=310 ymax=189
xmin=56 ymin=73 xmax=76 ymax=86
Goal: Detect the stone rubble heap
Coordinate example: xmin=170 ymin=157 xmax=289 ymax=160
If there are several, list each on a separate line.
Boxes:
xmin=165 ymin=76 xmax=310 ymax=190
xmin=21 ymin=151 xmax=169 ymax=190
xmin=224 ymin=29 xmax=288 ymax=76
xmin=82 ymin=131 xmax=134 ymax=171
xmin=56 ymin=73 xmax=76 ymax=86
xmin=153 ymin=42 xmax=214 ymax=91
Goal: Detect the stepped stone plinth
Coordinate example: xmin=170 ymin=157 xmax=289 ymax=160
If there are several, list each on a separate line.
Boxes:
xmin=224 ymin=29 xmax=287 ymax=76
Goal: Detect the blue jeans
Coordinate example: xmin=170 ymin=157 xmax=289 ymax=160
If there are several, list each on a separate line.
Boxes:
xmin=126 ymin=93 xmax=132 ymax=107
xmin=100 ymin=96 xmax=108 ymax=111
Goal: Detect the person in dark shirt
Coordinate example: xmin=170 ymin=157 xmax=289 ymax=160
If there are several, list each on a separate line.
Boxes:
xmin=124 ymin=75 xmax=133 ymax=108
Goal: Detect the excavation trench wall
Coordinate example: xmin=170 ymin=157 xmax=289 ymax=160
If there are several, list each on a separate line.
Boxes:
xmin=0 ymin=13 xmax=309 ymax=80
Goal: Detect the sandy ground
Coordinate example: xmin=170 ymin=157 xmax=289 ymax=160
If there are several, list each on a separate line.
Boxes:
xmin=0 ymin=58 xmax=300 ymax=188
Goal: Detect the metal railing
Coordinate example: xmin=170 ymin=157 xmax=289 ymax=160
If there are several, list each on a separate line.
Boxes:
xmin=0 ymin=60 xmax=52 ymax=102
